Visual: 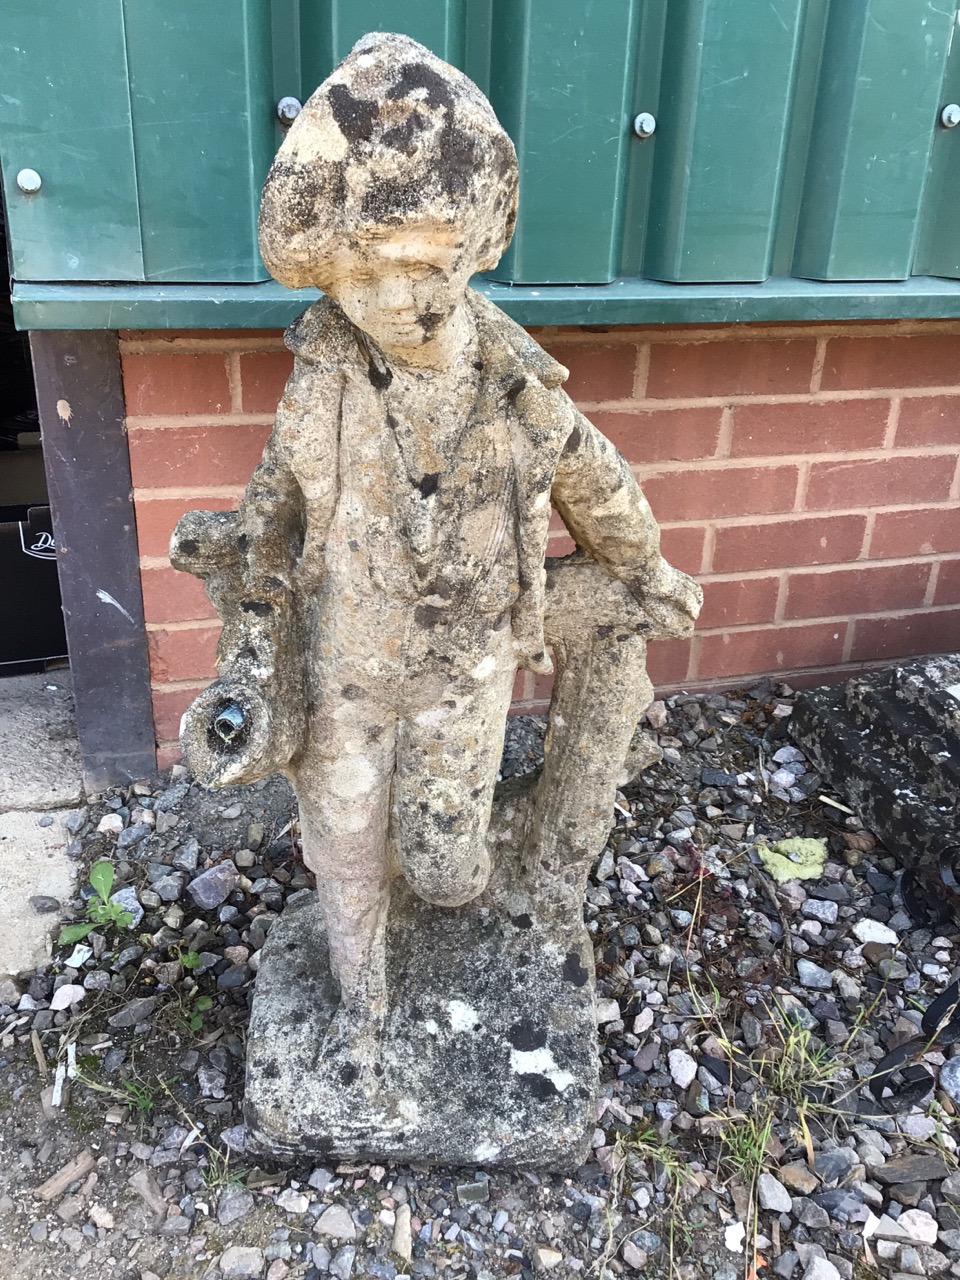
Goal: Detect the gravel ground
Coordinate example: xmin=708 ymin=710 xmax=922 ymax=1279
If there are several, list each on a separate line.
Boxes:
xmin=0 ymin=679 xmax=958 ymax=1280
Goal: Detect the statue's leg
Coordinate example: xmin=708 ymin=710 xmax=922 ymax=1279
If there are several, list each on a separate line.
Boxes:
xmin=393 ymin=654 xmax=516 ymax=907
xmin=293 ymin=704 xmax=398 ymax=1073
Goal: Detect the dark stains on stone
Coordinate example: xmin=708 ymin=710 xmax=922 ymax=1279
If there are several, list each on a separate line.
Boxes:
xmin=505 ymin=377 xmax=527 ymax=405
xmin=262 ymin=159 xmax=324 ymax=238
xmin=341 ymin=683 xmax=366 ymax=701
xmin=327 ymin=82 xmax=379 ymax=144
xmin=417 ymin=473 xmax=440 ymax=499
xmin=511 ymin=913 xmax=533 ymax=930
xmin=521 ymin=1073 xmax=560 ymax=1100
xmin=563 ymin=425 xmax=582 ymax=455
xmin=562 ymin=951 xmax=589 ymax=987
xmin=368 ymin=359 xmax=393 ymax=392
xmin=382 ymin=110 xmax=428 ymax=153
xmin=508 ymin=1018 xmax=548 ymax=1051
xmin=414 ymin=603 xmax=446 ymax=628
xmin=178 ymin=538 xmax=199 ymax=556
xmin=241 ymin=600 xmax=273 ymax=617
xmin=387 ymin=61 xmax=454 ymax=111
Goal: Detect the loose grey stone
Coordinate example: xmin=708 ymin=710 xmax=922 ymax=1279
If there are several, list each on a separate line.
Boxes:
xmin=874 ymin=1209 xmax=939 ymax=1245
xmin=803 ymin=1259 xmax=841 ymax=1280
xmin=107 ymin=996 xmax=157 ymax=1028
xmin=219 ymin=1246 xmax=265 ymax=1279
xmin=814 ymin=1147 xmax=859 ymax=1187
xmin=330 ymin=1246 xmax=356 ymax=1280
xmin=29 ymin=895 xmax=60 ymax=914
xmin=110 ymin=886 xmax=143 ymax=927
xmin=173 ymin=838 xmax=200 ymax=873
xmin=187 ymin=861 xmax=240 ymax=909
xmin=117 ymin=822 xmax=151 ymax=849
xmin=797 ymin=959 xmax=833 ymax=990
xmin=217 ymin=1184 xmax=255 ymax=1225
xmin=758 ymin=1172 xmax=793 ymax=1213
xmin=316 ymin=1204 xmax=356 ymax=1240
xmin=456 ymin=1180 xmax=489 ymax=1205
xmin=852 ymin=919 xmax=899 ymax=946
xmin=801 ymin=898 xmax=838 ymax=925
xmin=938 ymin=1057 xmax=960 ymax=1104
xmin=874 ymin=1154 xmax=952 ymax=1185
xmin=668 ymin=1049 xmax=698 ymax=1089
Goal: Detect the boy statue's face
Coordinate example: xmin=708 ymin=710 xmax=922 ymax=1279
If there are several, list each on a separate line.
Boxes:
xmin=317 ymin=219 xmax=477 ymax=358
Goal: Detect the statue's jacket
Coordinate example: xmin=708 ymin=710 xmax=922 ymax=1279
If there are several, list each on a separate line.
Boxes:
xmin=236 ymin=288 xmax=671 ymax=682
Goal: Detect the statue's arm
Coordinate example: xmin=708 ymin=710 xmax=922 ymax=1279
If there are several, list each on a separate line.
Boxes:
xmin=551 ymin=406 xmax=702 ymax=638
xmin=237 ymin=372 xmax=339 ymax=594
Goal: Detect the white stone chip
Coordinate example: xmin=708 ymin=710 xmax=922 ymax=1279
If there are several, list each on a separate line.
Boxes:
xmin=852 ymin=919 xmax=899 ymax=946
xmin=667 ymin=1049 xmax=698 ymax=1089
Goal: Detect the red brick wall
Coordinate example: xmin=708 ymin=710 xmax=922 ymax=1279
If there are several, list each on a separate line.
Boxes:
xmin=121 ymin=320 xmax=960 ymax=767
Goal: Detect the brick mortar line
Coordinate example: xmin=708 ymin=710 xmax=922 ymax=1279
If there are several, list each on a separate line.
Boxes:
xmin=809 ymin=338 xmax=827 ymax=394
xmin=226 ymin=352 xmax=242 ymax=415
xmin=126 ymin=414 xmax=276 ymax=429
xmin=658 ymin=500 xmax=960 ymax=528
xmin=147 ymin=620 xmax=218 ymax=633
xmin=135 ymin=486 xmax=245 ymax=501
xmin=538 ymin=319 xmax=960 ymax=343
xmin=140 ymin=551 xmax=960 ymax=579
xmin=577 ymin=386 xmax=960 ymax=411
xmin=859 ymin=511 xmax=877 ymax=560
xmin=685 ymin=634 xmax=700 ymax=683
xmin=120 ymin=337 xmax=289 ymax=354
xmin=883 ymin=398 xmax=901 ymax=450
xmin=793 ymin=462 xmax=810 ymax=512
xmin=924 ymin=562 xmax=942 ymax=608
xmin=151 ymin=678 xmax=209 ymax=693
xmin=133 ymin=493 xmax=960 ymax=520
xmin=773 ymin=573 xmax=789 ymax=625
xmin=714 ymin=407 xmax=733 ymax=460
xmin=146 ymin=600 xmax=960 ymax=645
xmin=689 ymin=604 xmax=960 ymax=635
xmin=700 ymin=526 xmax=715 ymax=575
xmin=633 ymin=344 xmax=651 ymax=399
xmin=633 ymin=446 xmax=958 ymax=477
xmin=841 ymin=621 xmax=856 ymax=665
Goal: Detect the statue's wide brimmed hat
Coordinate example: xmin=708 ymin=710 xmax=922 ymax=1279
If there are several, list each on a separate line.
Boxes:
xmin=259 ymin=32 xmax=519 ymax=289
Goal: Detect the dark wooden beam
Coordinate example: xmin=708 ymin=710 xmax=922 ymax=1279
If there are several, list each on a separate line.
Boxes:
xmin=29 ymin=330 xmax=156 ymax=791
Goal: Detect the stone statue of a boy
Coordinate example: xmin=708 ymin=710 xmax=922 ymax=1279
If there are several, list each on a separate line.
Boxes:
xmin=172 ymin=32 xmax=701 ymax=1160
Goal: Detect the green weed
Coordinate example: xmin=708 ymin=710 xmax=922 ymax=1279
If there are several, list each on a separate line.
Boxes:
xmin=58 ymin=860 xmax=133 ymax=945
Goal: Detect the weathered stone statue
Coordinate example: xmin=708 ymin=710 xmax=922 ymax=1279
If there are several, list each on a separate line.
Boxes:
xmin=171 ymin=32 xmax=701 ymax=1168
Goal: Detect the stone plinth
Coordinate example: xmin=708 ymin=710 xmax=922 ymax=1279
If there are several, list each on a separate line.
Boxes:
xmin=245 ymin=848 xmax=596 ymax=1170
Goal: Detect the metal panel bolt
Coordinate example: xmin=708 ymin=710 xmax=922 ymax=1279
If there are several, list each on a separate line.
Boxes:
xmin=277 ymin=97 xmax=303 ymax=127
xmin=632 ymin=112 xmax=657 ymax=139
xmin=16 ymin=168 xmax=41 ymax=194
xmin=941 ymin=103 xmax=960 ymax=128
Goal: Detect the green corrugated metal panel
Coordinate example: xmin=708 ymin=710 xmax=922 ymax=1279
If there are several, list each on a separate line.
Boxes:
xmin=642 ymin=0 xmax=805 ymax=284
xmin=489 ymin=0 xmax=639 ymax=284
xmin=793 ymin=0 xmax=954 ymax=282
xmin=3 ymin=0 xmax=960 ymax=311
xmin=915 ymin=13 xmax=960 ymax=280
xmin=0 ymin=1 xmax=144 ymax=281
xmin=123 ymin=2 xmax=274 ymax=281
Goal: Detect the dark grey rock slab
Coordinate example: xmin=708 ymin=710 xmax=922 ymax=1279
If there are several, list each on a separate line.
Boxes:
xmin=792 ymin=656 xmax=960 ymax=867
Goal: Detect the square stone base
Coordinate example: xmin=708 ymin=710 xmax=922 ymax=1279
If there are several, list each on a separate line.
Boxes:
xmin=244 ymin=880 xmax=597 ymax=1170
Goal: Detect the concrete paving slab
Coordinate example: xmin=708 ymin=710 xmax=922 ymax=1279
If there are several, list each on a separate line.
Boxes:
xmin=0 ymin=672 xmax=82 ymax=811
xmin=0 ymin=809 xmax=77 ymax=977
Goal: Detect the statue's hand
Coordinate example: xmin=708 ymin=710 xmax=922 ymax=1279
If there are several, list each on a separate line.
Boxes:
xmin=631 ymin=557 xmax=703 ymax=639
